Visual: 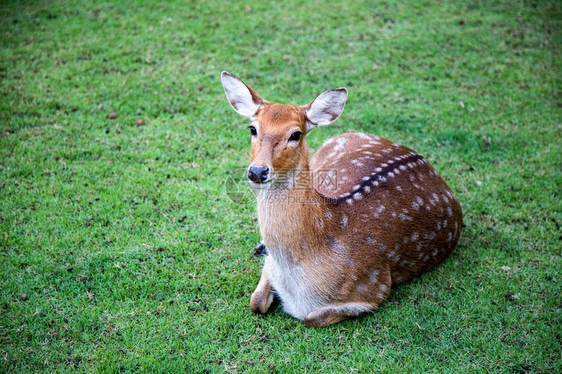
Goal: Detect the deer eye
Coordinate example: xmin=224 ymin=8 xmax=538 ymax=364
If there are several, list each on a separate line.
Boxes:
xmin=288 ymin=131 xmax=302 ymax=142
xmin=248 ymin=125 xmax=257 ymax=137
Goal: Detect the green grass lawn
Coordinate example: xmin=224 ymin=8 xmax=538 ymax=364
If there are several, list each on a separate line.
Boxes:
xmin=1 ymin=0 xmax=560 ymax=372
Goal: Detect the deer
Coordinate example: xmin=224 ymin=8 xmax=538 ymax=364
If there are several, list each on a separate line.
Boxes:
xmin=221 ymin=71 xmax=463 ymax=327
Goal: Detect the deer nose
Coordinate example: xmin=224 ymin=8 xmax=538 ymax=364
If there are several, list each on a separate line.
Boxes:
xmin=248 ymin=166 xmax=270 ymax=183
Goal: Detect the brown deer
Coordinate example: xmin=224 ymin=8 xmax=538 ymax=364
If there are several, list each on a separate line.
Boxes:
xmin=221 ymin=71 xmax=463 ymax=327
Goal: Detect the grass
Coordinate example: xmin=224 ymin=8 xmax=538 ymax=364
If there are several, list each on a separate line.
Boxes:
xmin=0 ymin=0 xmax=560 ymax=372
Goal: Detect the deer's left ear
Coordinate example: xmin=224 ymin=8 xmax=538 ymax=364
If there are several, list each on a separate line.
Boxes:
xmin=221 ymin=71 xmax=264 ymax=120
xmin=305 ymin=88 xmax=348 ymax=133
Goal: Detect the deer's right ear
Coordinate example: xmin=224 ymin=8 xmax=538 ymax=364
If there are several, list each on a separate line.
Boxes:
xmin=221 ymin=71 xmax=264 ymax=120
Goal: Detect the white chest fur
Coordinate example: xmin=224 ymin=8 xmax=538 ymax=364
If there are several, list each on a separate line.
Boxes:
xmin=264 ymin=250 xmax=323 ymax=320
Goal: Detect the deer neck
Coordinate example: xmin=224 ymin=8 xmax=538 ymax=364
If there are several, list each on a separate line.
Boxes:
xmin=254 ymin=153 xmax=324 ymax=262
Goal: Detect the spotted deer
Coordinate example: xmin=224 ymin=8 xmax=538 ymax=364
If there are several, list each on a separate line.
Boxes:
xmin=221 ymin=71 xmax=463 ymax=327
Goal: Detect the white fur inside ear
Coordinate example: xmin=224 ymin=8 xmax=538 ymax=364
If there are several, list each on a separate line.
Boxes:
xmin=306 ymin=88 xmax=348 ymax=132
xmin=221 ymin=72 xmax=262 ymax=119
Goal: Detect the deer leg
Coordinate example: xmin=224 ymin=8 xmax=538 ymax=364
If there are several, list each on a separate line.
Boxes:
xmin=303 ymin=302 xmax=375 ymax=328
xmin=304 ymin=271 xmax=392 ymax=328
xmin=250 ymin=263 xmax=274 ymax=314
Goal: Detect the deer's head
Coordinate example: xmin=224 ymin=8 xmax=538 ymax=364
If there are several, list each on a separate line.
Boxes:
xmin=221 ymin=72 xmax=347 ymax=188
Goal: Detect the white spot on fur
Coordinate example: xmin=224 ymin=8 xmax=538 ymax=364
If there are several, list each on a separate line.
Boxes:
xmin=424 ymin=231 xmax=436 ymax=240
xmin=341 ymin=215 xmax=348 ymax=228
xmin=327 ymin=151 xmax=338 ymax=159
xmin=411 ymin=232 xmax=419 ymax=241
xmin=351 ymin=160 xmax=364 ymax=167
xmin=367 ymin=235 xmax=376 ymax=245
xmin=356 ymin=284 xmax=368 ymax=293
xmin=335 ymin=137 xmax=347 ymax=150
xmin=322 ymin=138 xmax=336 ymax=147
xmin=370 ymin=270 xmax=380 ymax=283
xmin=388 ymin=252 xmax=400 ymax=263
xmin=329 ymin=238 xmax=347 ymax=256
